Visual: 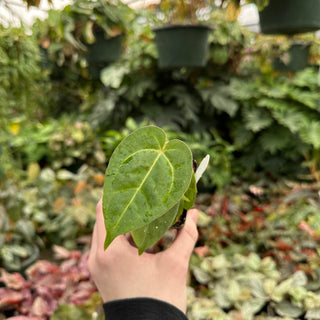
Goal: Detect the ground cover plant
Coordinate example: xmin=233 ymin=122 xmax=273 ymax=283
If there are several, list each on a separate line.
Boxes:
xmin=0 ymin=246 xmax=100 ymax=320
xmin=1 ymin=178 xmax=320 ymax=319
xmin=187 ymin=180 xmax=320 ymax=320
xmin=0 ymin=165 xmax=104 ymax=272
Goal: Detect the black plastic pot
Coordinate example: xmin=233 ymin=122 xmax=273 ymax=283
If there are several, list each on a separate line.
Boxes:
xmin=259 ymin=0 xmax=320 ymax=35
xmin=273 ymin=42 xmax=310 ymax=71
xmin=86 ymin=30 xmax=123 ymax=63
xmin=86 ymin=30 xmax=123 ymax=78
xmin=153 ymin=24 xmax=212 ymax=68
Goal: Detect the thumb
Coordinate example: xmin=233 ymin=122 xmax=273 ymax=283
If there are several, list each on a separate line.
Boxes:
xmin=168 ymin=209 xmax=199 ymax=261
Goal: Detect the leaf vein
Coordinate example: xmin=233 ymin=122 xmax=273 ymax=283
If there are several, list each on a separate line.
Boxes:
xmin=114 ymin=151 xmax=162 ymax=229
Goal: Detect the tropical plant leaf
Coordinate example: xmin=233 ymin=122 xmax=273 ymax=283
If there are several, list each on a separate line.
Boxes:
xmin=131 ymin=202 xmax=179 ymax=254
xmin=102 ymin=126 xmax=193 ymax=250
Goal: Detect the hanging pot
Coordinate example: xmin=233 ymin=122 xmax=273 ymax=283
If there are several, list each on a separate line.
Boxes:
xmin=86 ymin=30 xmax=123 ymax=64
xmin=153 ymin=24 xmax=212 ymax=68
xmin=273 ymin=42 xmax=310 ymax=71
xmin=86 ymin=29 xmax=123 ymax=78
xmin=259 ymin=0 xmax=320 ymax=35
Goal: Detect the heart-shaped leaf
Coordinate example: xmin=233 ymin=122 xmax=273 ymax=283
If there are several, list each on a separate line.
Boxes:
xmin=103 ymin=126 xmax=193 ymax=250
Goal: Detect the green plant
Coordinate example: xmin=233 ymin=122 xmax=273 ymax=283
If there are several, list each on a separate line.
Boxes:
xmin=99 ymin=119 xmax=233 ymax=189
xmin=184 ymin=178 xmax=320 ymax=320
xmin=171 ymin=129 xmax=235 ymax=189
xmin=0 ymin=247 xmax=99 ymax=319
xmin=33 ymin=0 xmax=135 ymax=52
xmin=0 ymin=163 xmax=104 ymax=256
xmin=249 ymin=33 xmax=320 ymax=72
xmin=188 ymin=252 xmax=320 ymax=320
xmin=102 ymin=126 xmax=199 ymax=254
xmin=92 ymin=2 xmax=320 ymax=186
xmin=0 ymin=144 xmax=3 ymax=181
xmin=228 ymin=68 xmax=320 ymax=178
xmin=32 ymin=9 xmax=103 ymax=117
xmin=157 ymin=0 xmax=214 ymax=24
xmin=0 ymin=25 xmax=49 ymax=125
xmin=67 ymin=0 xmax=135 ymax=44
xmin=0 ymin=198 xmax=43 ymax=272
xmin=47 ymin=119 xmax=105 ymax=171
xmin=4 ymin=118 xmax=105 ymax=173
xmin=156 ymin=0 xmax=269 ymax=25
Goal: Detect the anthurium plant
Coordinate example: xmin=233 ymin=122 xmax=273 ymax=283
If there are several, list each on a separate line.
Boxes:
xmin=102 ymin=126 xmax=208 ymax=254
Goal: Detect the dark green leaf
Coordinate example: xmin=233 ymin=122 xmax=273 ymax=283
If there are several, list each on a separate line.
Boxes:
xmin=131 ymin=202 xmax=179 ymax=254
xmin=103 ymin=126 xmax=193 ymax=250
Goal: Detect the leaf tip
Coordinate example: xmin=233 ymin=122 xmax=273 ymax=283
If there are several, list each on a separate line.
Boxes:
xmin=104 ymin=233 xmax=114 ymax=250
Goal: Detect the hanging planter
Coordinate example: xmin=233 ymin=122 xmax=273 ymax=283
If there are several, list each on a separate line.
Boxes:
xmin=86 ymin=30 xmax=123 ymax=65
xmin=259 ymin=0 xmax=320 ymax=35
xmin=153 ymin=24 xmax=212 ymax=69
xmin=272 ymin=42 xmax=310 ymax=72
xmin=67 ymin=0 xmax=135 ymax=78
xmin=86 ymin=31 xmax=123 ymax=79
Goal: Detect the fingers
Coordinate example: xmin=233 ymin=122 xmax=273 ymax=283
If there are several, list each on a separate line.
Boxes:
xmin=88 ymin=200 xmax=103 ymax=272
xmin=94 ymin=199 xmax=137 ymax=253
xmin=166 ymin=209 xmax=199 ymax=261
xmin=96 ymin=199 xmax=107 ymax=245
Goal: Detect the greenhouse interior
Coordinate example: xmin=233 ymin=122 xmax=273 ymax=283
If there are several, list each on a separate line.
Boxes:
xmin=1 ymin=0 xmax=320 ymax=319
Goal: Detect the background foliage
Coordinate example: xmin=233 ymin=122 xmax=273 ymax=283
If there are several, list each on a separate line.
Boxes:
xmin=0 ymin=0 xmax=320 ymax=318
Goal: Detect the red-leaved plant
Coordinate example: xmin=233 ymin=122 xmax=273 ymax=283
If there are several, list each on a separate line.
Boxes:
xmin=0 ymin=246 xmax=98 ymax=320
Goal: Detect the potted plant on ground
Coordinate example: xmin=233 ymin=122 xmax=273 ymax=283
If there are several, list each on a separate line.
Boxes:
xmin=152 ymin=0 xmax=214 ymax=69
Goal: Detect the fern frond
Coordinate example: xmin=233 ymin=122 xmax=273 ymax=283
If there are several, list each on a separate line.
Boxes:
xmin=242 ymin=107 xmax=273 ymax=132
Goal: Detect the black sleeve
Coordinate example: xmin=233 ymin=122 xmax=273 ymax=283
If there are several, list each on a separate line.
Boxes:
xmin=103 ymin=297 xmax=189 ymax=320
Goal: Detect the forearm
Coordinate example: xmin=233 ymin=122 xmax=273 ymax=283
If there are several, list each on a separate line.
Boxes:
xmin=103 ymin=297 xmax=188 ymax=320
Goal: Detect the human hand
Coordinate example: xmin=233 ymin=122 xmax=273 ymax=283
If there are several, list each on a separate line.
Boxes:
xmin=88 ymin=199 xmax=199 ymax=313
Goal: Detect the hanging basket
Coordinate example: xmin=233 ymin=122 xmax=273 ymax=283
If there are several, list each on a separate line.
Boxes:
xmin=86 ymin=30 xmax=123 ymax=78
xmin=259 ymin=0 xmax=320 ymax=35
xmin=86 ymin=30 xmax=123 ymax=64
xmin=272 ymin=42 xmax=310 ymax=72
xmin=153 ymin=24 xmax=212 ymax=69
